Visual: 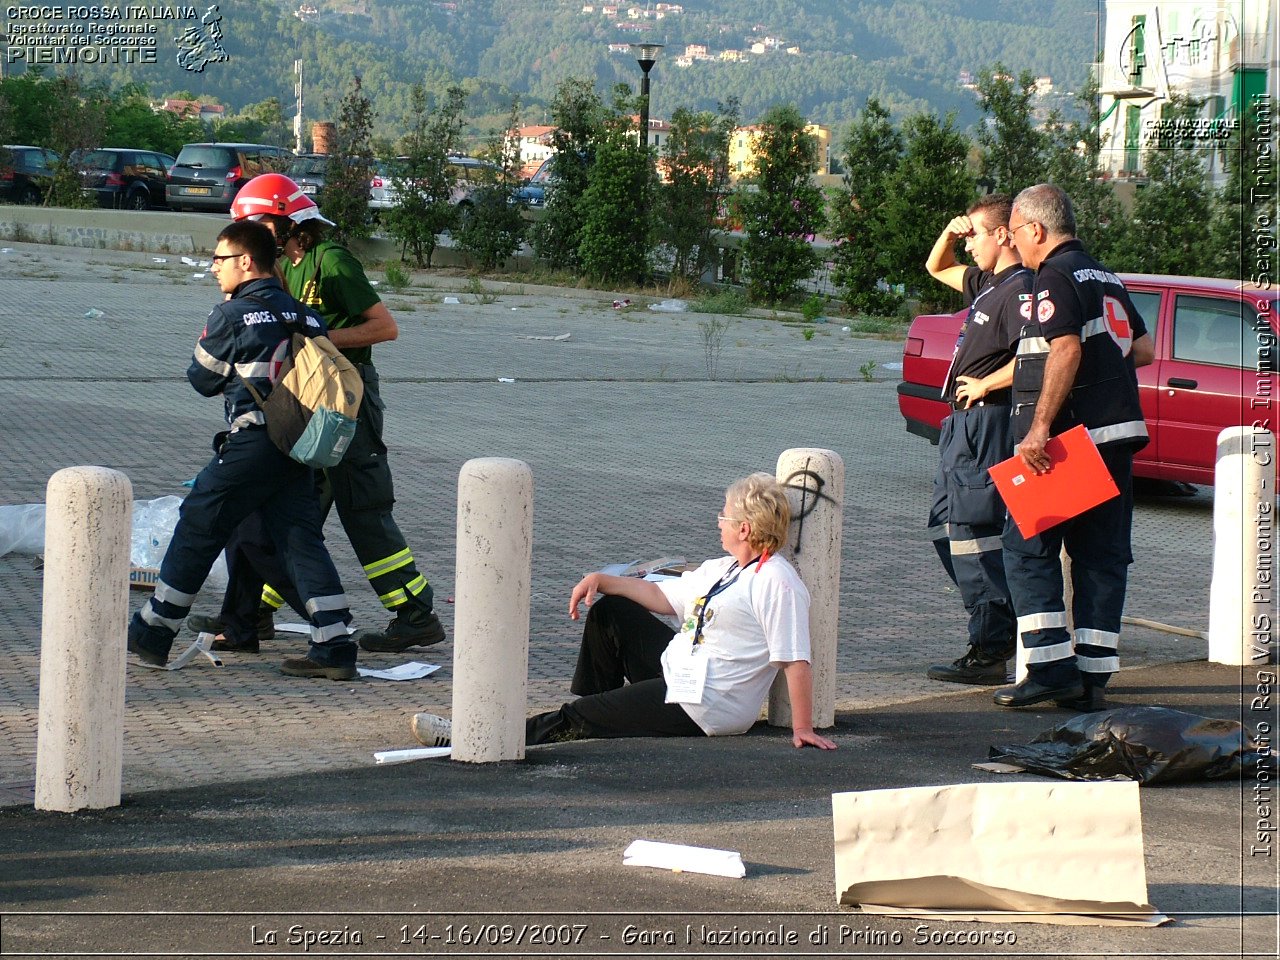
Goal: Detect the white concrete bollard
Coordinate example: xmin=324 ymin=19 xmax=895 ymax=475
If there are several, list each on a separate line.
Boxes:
xmin=35 ymin=467 xmax=132 ymax=812
xmin=769 ymin=448 xmax=844 ymax=729
xmin=1209 ymin=426 xmax=1277 ymax=665
xmin=451 ymin=458 xmax=533 ymax=762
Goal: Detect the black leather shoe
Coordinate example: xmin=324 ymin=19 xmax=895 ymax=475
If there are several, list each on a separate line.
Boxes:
xmin=1056 ymin=689 xmax=1108 ymax=712
xmin=993 ymin=677 xmax=1084 ymax=707
xmin=926 ymin=649 xmax=1009 ymax=685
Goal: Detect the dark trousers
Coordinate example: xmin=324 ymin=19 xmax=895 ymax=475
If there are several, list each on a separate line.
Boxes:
xmin=525 ymin=595 xmax=706 ymax=744
xmin=220 ymin=365 xmax=433 ymax=631
xmin=318 ymin=365 xmax=433 ymax=614
xmin=1003 ymin=444 xmax=1135 ymax=692
xmin=218 ymin=512 xmax=309 ymax=641
xmin=128 ymin=428 xmax=355 ymax=665
xmin=927 ymin=404 xmax=1016 ymax=658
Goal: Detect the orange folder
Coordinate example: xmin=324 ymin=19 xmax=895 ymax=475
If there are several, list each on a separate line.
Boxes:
xmin=988 ymin=424 xmax=1121 ymax=538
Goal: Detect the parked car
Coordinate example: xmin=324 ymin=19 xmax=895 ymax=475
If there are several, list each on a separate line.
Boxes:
xmin=897 ymin=273 xmax=1280 ymax=486
xmin=78 ymin=148 xmax=174 ymax=210
xmin=166 ymin=142 xmax=293 ymax=213
xmin=286 ymin=153 xmax=329 ymax=196
xmin=369 ymin=155 xmax=500 ymax=217
xmin=0 ymin=145 xmax=58 ymax=205
xmin=511 ymin=155 xmax=555 ymax=208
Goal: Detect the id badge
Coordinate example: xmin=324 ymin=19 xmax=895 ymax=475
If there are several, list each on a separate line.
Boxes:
xmin=664 ymin=640 xmax=708 ymax=705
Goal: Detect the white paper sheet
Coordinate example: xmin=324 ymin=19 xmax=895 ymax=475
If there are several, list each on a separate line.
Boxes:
xmin=623 ymin=839 xmax=745 ymax=878
xmin=356 ymin=661 xmax=441 ymax=681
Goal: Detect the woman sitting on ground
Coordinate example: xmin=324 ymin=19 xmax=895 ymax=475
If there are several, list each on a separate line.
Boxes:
xmin=413 ymin=472 xmax=837 ymax=751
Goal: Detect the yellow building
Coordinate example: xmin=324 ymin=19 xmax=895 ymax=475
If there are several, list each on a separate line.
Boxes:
xmin=727 ymin=122 xmax=834 ymax=183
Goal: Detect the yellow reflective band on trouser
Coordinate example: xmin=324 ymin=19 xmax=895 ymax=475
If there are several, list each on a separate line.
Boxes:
xmin=260 ymin=585 xmax=286 ymax=610
xmin=364 ymin=548 xmax=413 ymax=580
xmin=378 ymin=575 xmax=429 ymax=610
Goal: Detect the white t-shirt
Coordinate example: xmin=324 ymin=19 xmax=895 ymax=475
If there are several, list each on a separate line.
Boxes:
xmin=656 ymin=554 xmax=811 ymax=735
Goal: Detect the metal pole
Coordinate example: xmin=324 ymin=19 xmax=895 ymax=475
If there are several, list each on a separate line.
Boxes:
xmin=639 ymin=70 xmax=651 ymax=150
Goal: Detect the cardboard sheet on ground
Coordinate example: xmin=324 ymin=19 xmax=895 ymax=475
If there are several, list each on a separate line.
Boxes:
xmin=623 ymin=840 xmax=745 ymax=878
xmin=832 ymin=782 xmax=1168 ymax=926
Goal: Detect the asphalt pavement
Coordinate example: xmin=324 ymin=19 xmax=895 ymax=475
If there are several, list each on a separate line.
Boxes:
xmin=0 ymin=234 xmax=1274 ymax=959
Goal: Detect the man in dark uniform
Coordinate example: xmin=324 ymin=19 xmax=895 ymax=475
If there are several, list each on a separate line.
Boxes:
xmin=922 ymin=194 xmax=1030 ymax=684
xmin=995 ymin=183 xmax=1154 ymax=710
xmin=193 ymin=175 xmax=446 ymax=655
xmin=127 ymin=220 xmax=358 ymax=679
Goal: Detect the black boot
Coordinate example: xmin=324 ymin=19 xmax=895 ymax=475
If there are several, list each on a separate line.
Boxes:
xmin=926 ymin=647 xmax=1010 ymax=685
xmin=358 ymin=606 xmax=447 ymax=653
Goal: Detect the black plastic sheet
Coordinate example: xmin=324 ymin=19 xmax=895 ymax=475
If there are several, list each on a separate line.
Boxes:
xmin=988 ymin=706 xmax=1262 ymax=784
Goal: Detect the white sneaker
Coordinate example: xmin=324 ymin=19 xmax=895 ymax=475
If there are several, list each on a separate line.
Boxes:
xmin=411 ymin=713 xmax=452 ymax=747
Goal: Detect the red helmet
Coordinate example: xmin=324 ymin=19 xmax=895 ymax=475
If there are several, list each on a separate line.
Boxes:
xmin=230 ymin=173 xmax=334 ymax=226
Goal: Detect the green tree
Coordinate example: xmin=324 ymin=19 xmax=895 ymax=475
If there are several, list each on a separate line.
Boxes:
xmin=1043 ymin=71 xmax=1125 ymax=265
xmin=578 ymin=87 xmax=656 ymax=285
xmin=1111 ymin=96 xmax=1215 ymax=276
xmin=530 ymin=78 xmax=605 ymax=270
xmin=46 ymin=77 xmax=107 ymax=209
xmin=829 ymin=97 xmax=904 ymax=315
xmin=735 ymin=104 xmax=826 ymax=304
xmin=655 ymin=100 xmax=739 ymax=286
xmin=0 ymin=71 xmax=59 ymax=148
xmin=319 ymin=75 xmax=377 ymax=245
xmin=385 ymin=84 xmax=468 ymax=267
xmin=454 ymin=99 xmax=527 ymax=271
xmin=879 ymin=112 xmax=975 ymax=307
xmin=974 ymin=63 xmax=1050 ymax=195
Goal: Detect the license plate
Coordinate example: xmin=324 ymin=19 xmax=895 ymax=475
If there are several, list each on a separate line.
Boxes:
xmin=301 ymin=184 xmax=317 ymax=194
xmin=185 ymin=187 xmax=211 ymax=196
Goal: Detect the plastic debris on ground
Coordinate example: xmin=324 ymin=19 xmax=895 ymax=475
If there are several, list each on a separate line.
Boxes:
xmin=983 ymin=706 xmax=1264 ymax=784
xmin=648 ymin=298 xmax=689 ymax=313
xmin=883 ymin=361 xmax=903 ymax=371
xmin=84 ymin=308 xmax=105 ymax=319
xmin=623 ymin=840 xmax=746 ymax=878
xmin=152 ymin=257 xmax=168 ymax=263
xmin=497 ymin=377 xmax=516 ymax=383
xmin=181 ymin=256 xmax=198 ymax=266
xmin=516 ymin=332 xmax=571 ymax=341
xmin=192 ymin=273 xmax=206 ymax=279
xmin=443 ymin=296 xmax=461 ymax=304
xmin=611 ymin=298 xmax=631 ymax=309
xmin=374 ymin=746 xmax=451 ymax=765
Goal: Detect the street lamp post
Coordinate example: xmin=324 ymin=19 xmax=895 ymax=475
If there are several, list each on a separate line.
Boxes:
xmin=631 ymin=43 xmax=663 ymax=150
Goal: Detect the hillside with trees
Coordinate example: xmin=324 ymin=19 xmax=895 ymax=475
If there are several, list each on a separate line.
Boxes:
xmin=30 ymin=0 xmax=1098 ymax=139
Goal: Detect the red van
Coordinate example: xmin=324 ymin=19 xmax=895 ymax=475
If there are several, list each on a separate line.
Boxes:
xmin=897 ymin=274 xmax=1279 ymax=486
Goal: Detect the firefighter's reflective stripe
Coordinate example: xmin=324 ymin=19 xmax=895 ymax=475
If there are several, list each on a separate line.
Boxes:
xmin=154 ymin=579 xmax=197 ymax=607
xmin=1078 ymin=654 xmax=1120 ymax=673
xmin=364 ymin=548 xmax=413 ymax=579
xmin=1089 ymin=421 xmax=1148 ymax=446
xmin=1075 ymin=627 xmax=1119 ymax=649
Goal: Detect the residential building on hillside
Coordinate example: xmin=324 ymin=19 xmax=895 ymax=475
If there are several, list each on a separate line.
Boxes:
xmin=506 ymin=125 xmax=558 ymax=178
xmin=1097 ymin=0 xmax=1276 ymax=183
xmin=728 ymin=123 xmax=833 ymax=183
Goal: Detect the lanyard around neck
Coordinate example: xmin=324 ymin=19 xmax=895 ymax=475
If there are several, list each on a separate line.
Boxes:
xmin=692 ymin=554 xmax=763 ymax=645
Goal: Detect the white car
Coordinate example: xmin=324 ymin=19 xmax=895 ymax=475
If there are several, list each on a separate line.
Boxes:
xmin=368 ymin=155 xmax=500 ymax=214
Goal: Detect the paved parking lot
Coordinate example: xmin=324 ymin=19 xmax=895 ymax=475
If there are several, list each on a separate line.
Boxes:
xmin=0 ymin=239 xmax=1217 ymax=797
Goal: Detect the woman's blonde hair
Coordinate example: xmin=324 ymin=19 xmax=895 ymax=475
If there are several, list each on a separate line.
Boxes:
xmin=726 ymin=472 xmax=791 ymax=554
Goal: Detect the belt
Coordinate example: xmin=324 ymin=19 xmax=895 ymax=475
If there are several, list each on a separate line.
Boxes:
xmin=951 ymin=399 xmax=1012 ymax=411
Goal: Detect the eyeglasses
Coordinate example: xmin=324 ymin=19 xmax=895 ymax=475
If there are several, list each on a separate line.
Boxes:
xmin=209 ymin=251 xmax=245 ymax=263
xmin=717 ymin=514 xmax=742 ymax=525
xmin=1008 ymin=221 xmax=1038 ymax=237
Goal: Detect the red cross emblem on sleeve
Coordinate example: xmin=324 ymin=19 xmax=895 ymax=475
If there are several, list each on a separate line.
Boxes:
xmin=1103 ymin=295 xmax=1133 ymax=355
